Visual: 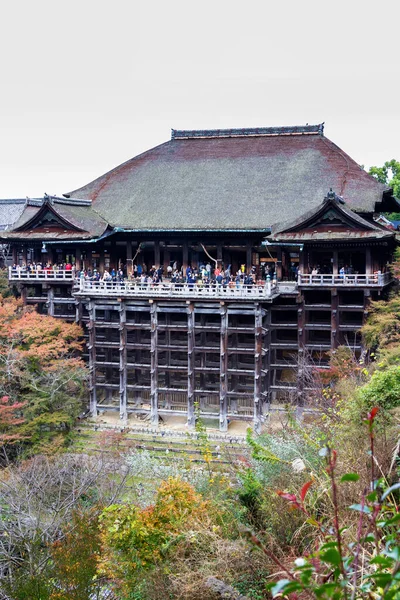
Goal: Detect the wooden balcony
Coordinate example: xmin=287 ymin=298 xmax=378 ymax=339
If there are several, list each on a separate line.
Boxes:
xmin=298 ymin=272 xmax=391 ymax=288
xmin=8 ymin=267 xmax=75 ymax=281
xmin=75 ymin=279 xmax=280 ymax=300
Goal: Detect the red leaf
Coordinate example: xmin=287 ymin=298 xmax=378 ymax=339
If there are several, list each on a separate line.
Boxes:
xmin=300 ymin=481 xmax=313 ymax=503
xmin=277 ymin=491 xmax=297 ymax=502
xmin=368 ymin=407 xmax=379 ymax=422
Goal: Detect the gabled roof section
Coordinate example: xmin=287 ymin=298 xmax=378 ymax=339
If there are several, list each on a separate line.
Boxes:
xmin=1 ymin=195 xmax=109 ymax=240
xmin=268 ymin=190 xmax=395 ymax=242
xmin=0 ymin=199 xmax=27 ymax=231
xmin=67 ymin=124 xmax=394 ymax=232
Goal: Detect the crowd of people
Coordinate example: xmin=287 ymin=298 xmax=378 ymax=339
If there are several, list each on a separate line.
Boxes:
xmin=77 ymin=261 xmax=278 ymax=289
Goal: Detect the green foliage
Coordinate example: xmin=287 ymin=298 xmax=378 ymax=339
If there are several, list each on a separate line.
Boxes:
xmin=358 ymin=365 xmax=400 ymax=413
xmin=369 ymin=159 xmax=400 ymax=198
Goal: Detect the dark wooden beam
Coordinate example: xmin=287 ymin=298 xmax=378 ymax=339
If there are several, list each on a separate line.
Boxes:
xmin=219 ymin=303 xmax=228 ymax=432
xmin=187 ymin=302 xmax=195 ymax=428
xmin=150 ymin=301 xmax=159 ymax=426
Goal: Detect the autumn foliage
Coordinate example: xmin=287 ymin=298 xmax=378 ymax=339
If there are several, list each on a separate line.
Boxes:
xmin=0 ymin=294 xmax=87 ymax=455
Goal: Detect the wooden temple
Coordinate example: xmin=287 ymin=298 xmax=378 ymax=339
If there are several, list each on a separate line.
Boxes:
xmin=1 ymin=124 xmax=399 ymax=431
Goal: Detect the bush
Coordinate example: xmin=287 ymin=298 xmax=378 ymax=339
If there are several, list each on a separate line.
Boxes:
xmin=358 ymin=365 xmax=400 ymax=412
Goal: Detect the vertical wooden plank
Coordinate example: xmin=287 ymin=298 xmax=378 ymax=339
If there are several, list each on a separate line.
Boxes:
xmin=254 ymin=303 xmax=263 ymax=433
xmin=150 ymin=300 xmax=159 ymax=426
xmin=276 ymin=248 xmax=282 ymax=280
xmin=119 ymin=301 xmax=128 ymax=423
xmin=88 ymin=300 xmax=97 ymax=417
xmin=263 ymin=306 xmax=271 ymax=414
xmin=187 ymin=302 xmax=195 ymax=428
xmin=219 ymin=303 xmax=228 ymax=432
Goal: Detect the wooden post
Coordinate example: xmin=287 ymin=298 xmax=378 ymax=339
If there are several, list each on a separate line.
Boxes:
xmin=219 ymin=303 xmax=228 ymax=432
xmin=217 ymin=244 xmax=223 ymax=267
xmin=297 ymin=295 xmax=305 ymax=407
xmin=163 ymin=248 xmax=170 ymax=275
xmin=126 ymin=241 xmax=133 ymax=278
xmin=154 ymin=240 xmax=160 ymax=268
xmin=150 ymin=301 xmax=159 ymax=426
xmin=331 ymin=289 xmax=339 ymax=349
xmin=263 ymin=307 xmax=271 ymax=414
xmin=88 ymin=301 xmax=97 ymax=417
xmin=12 ymin=246 xmax=17 ymax=264
xmin=246 ymin=243 xmax=252 ymax=272
xmin=276 ymin=248 xmax=282 ymax=280
xmin=187 ymin=302 xmax=195 ymax=428
xmin=365 ymin=247 xmax=372 ymax=275
xmin=75 ymin=247 xmax=81 ymax=271
xmin=47 ymin=287 xmax=54 ymax=317
xmin=182 ymin=241 xmax=189 ymax=272
xmin=119 ymin=301 xmax=128 ymax=423
xmin=332 ymin=250 xmax=338 ymax=275
xmin=254 ymin=303 xmax=263 ymax=433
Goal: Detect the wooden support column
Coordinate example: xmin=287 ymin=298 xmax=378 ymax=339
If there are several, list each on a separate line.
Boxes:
xmin=217 ymin=244 xmax=223 ymax=267
xmin=150 ymin=301 xmax=159 ymax=426
xmin=365 ymin=247 xmax=372 ymax=275
xmin=187 ymin=302 xmax=195 ymax=428
xmin=47 ymin=287 xmax=54 ymax=317
xmin=276 ymin=248 xmax=282 ymax=280
xmin=219 ymin=303 xmax=228 ymax=432
xmin=75 ymin=299 xmax=82 ymax=324
xmin=246 ymin=243 xmax=252 ymax=272
xmin=12 ymin=246 xmax=17 ymax=265
xmin=182 ymin=241 xmax=189 ymax=272
xmin=163 ymin=249 xmax=170 ymax=275
xmin=20 ymin=285 xmax=27 ymax=306
xmin=75 ymin=247 xmax=81 ymax=271
xmin=331 ymin=290 xmax=339 ymax=349
xmin=254 ymin=303 xmax=263 ymax=433
xmin=21 ymin=246 xmax=27 ymax=265
xmin=88 ymin=301 xmax=97 ymax=417
xmin=154 ymin=240 xmax=160 ymax=268
xmin=119 ymin=301 xmax=128 ymax=423
xmin=297 ymin=295 xmax=305 ymax=407
xmin=333 ymin=250 xmax=339 ymax=276
xmin=263 ymin=307 xmax=271 ymax=415
xmin=126 ymin=241 xmax=133 ymax=277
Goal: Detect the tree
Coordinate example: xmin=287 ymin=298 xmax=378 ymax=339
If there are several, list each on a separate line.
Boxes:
xmin=368 ymin=159 xmax=400 ymax=203
xmin=0 ymin=294 xmax=87 ymax=455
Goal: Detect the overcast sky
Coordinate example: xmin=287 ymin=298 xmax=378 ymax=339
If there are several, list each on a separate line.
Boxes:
xmin=0 ymin=0 xmax=399 ymax=198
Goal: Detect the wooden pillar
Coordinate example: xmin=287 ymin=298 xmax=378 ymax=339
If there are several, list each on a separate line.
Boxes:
xmin=75 ymin=299 xmax=82 ymax=324
xmin=119 ymin=301 xmax=128 ymax=423
xmin=254 ymin=303 xmax=263 ymax=433
xmin=47 ymin=287 xmax=54 ymax=317
xmin=217 ymin=244 xmax=223 ymax=267
xmin=88 ymin=301 xmax=97 ymax=417
xmin=365 ymin=247 xmax=372 ymax=275
xmin=219 ymin=303 xmax=228 ymax=432
xmin=331 ymin=290 xmax=339 ymax=349
xmin=12 ymin=246 xmax=17 ymax=264
xmin=150 ymin=301 xmax=158 ymax=426
xmin=276 ymin=248 xmax=282 ymax=280
xmin=21 ymin=246 xmax=27 ymax=265
xmin=163 ymin=249 xmax=170 ymax=275
xmin=20 ymin=285 xmax=27 ymax=306
xmin=187 ymin=302 xmax=195 ymax=428
xmin=154 ymin=240 xmax=160 ymax=268
xmin=297 ymin=295 xmax=305 ymax=406
xmin=126 ymin=241 xmax=133 ymax=277
xmin=75 ymin=247 xmax=81 ymax=271
xmin=246 ymin=243 xmax=252 ymax=272
xmin=182 ymin=241 xmax=189 ymax=272
xmin=333 ymin=250 xmax=339 ymax=276
xmin=263 ymin=307 xmax=271 ymax=414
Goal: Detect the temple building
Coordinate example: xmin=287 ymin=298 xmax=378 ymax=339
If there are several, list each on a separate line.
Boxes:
xmin=1 ymin=123 xmax=398 ymax=431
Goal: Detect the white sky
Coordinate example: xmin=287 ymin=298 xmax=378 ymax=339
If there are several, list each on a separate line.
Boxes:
xmin=0 ymin=0 xmax=399 ymax=198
